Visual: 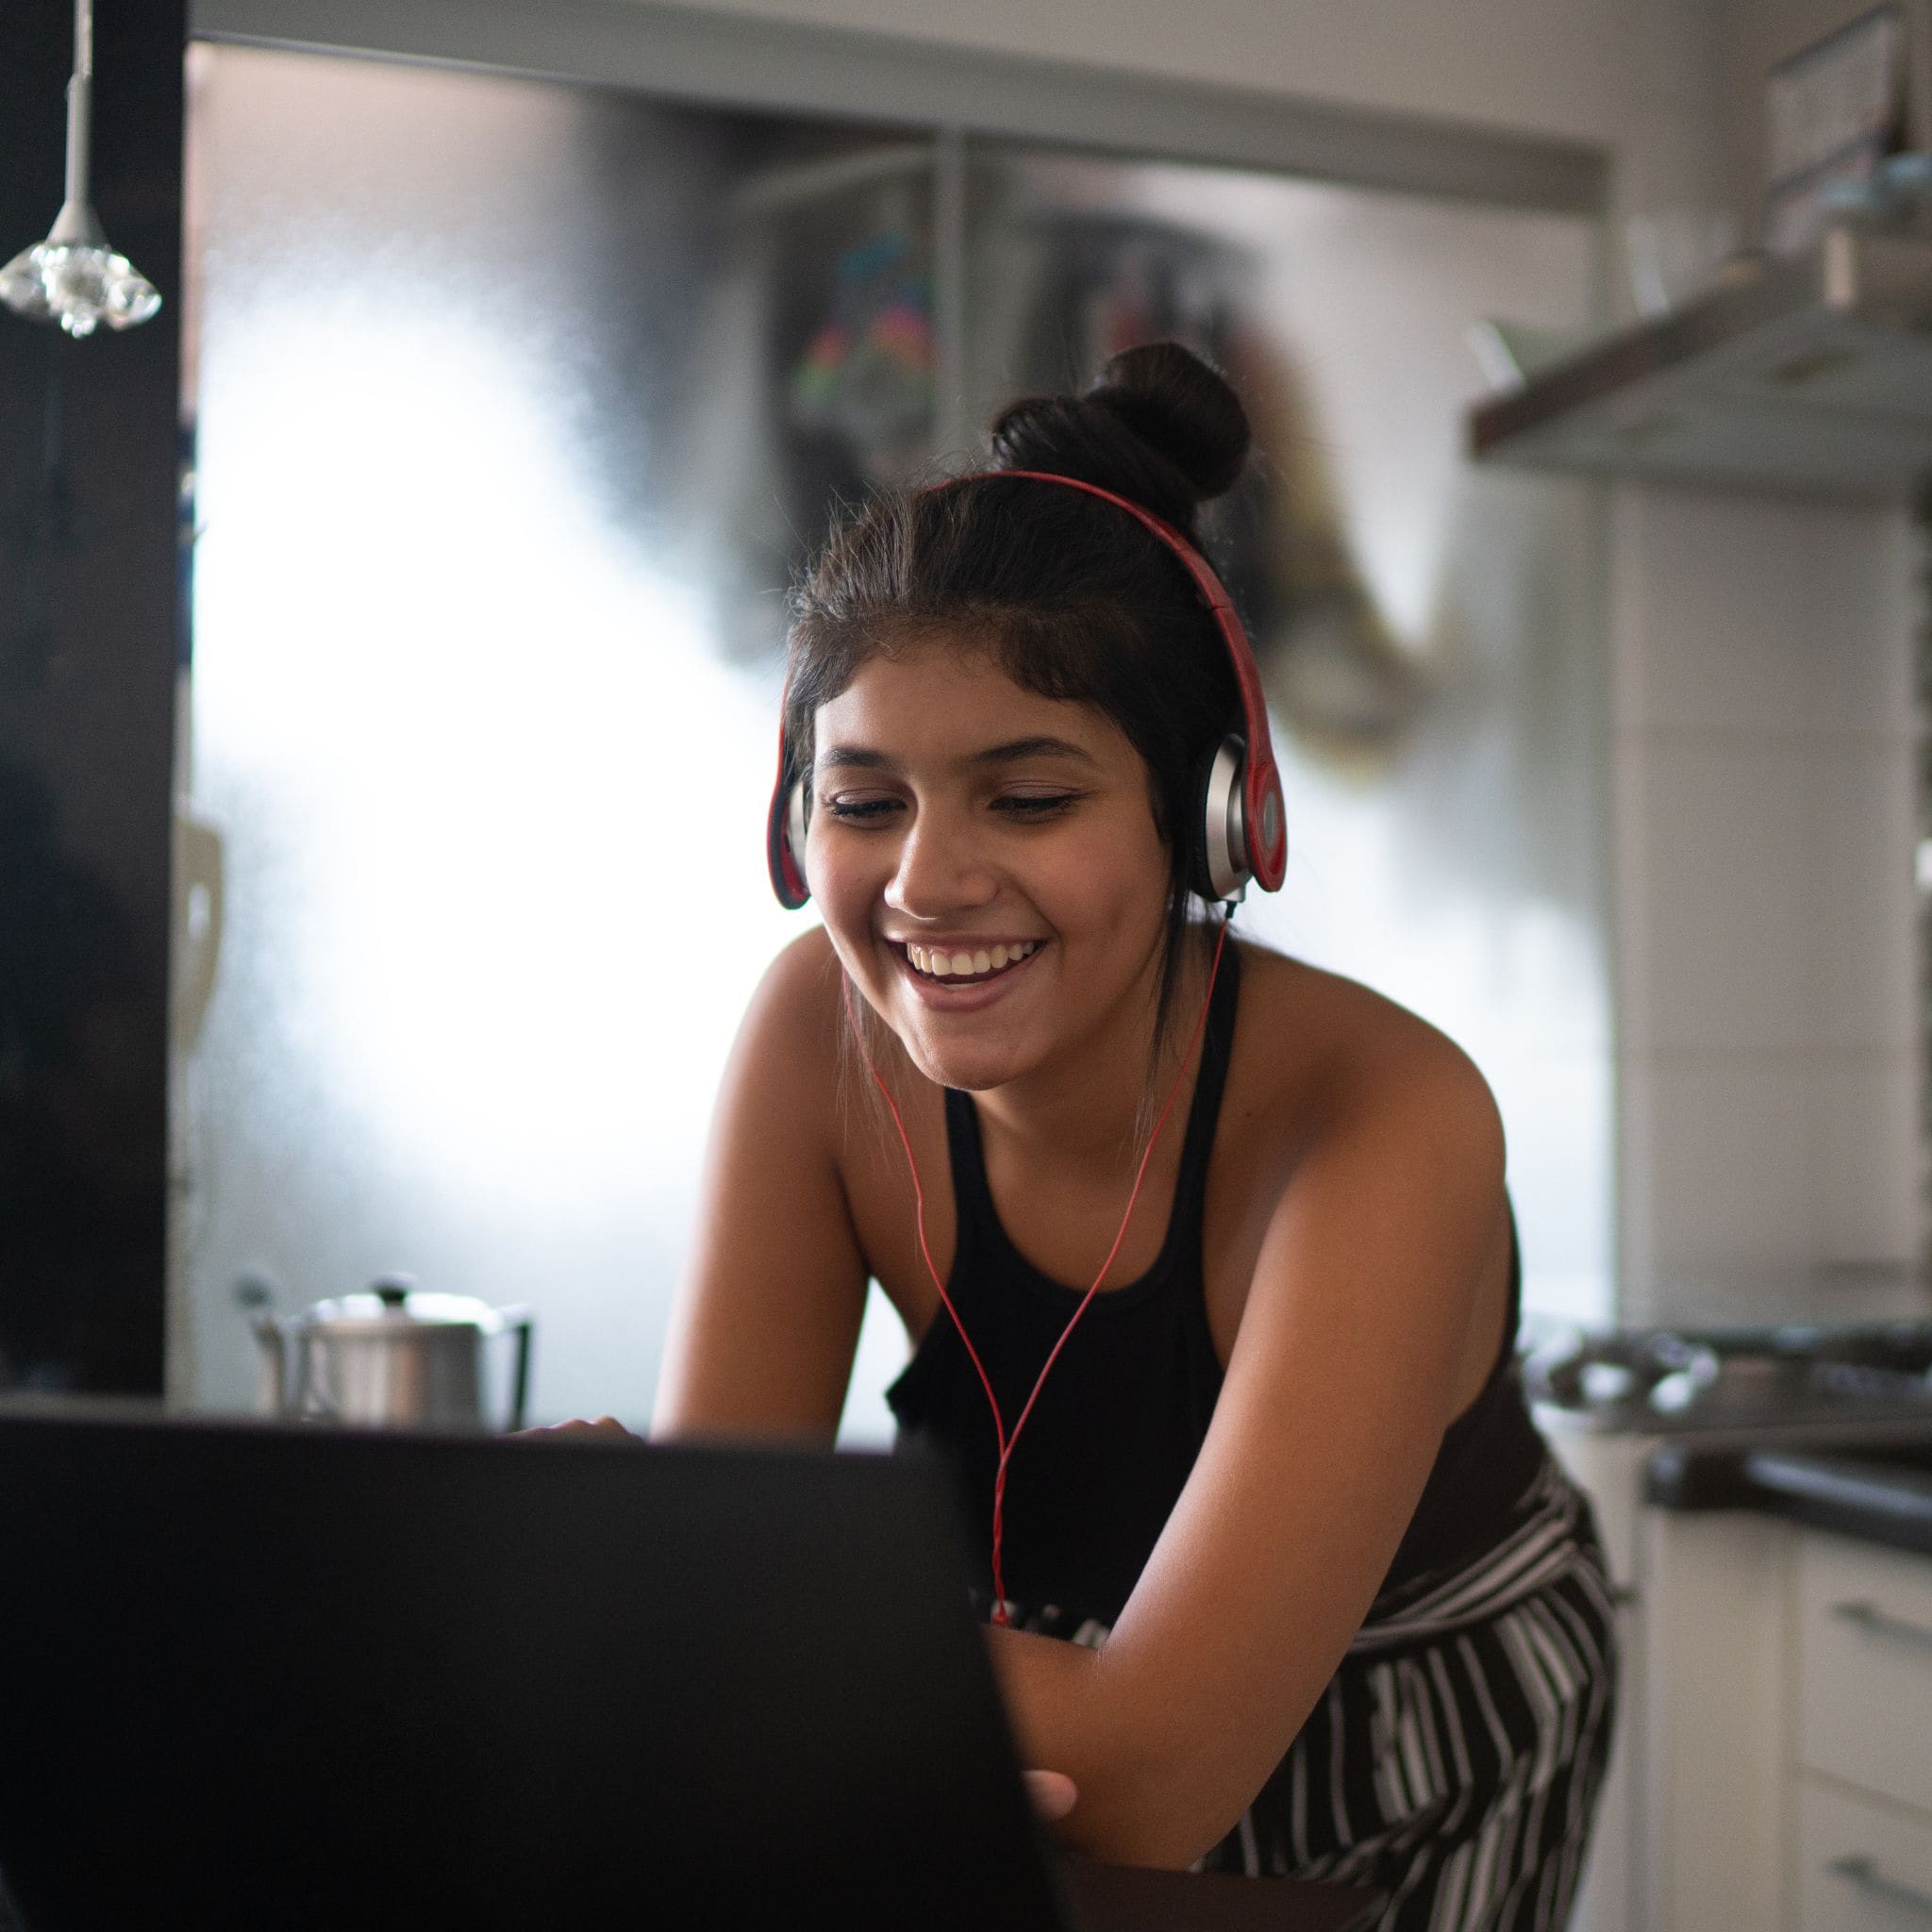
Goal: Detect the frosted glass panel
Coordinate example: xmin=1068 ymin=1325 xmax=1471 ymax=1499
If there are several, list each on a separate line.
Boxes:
xmin=180 ymin=51 xmax=1611 ymax=1446
xmin=963 ymin=155 xmax=1611 ymax=1326
xmin=180 ymin=47 xmax=934 ymax=1424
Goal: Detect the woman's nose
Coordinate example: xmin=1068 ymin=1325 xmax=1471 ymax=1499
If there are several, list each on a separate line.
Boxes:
xmin=883 ymin=808 xmax=997 ymax=918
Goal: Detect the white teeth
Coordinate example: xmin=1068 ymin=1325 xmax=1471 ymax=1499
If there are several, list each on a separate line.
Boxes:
xmin=900 ymin=940 xmax=1041 ymax=979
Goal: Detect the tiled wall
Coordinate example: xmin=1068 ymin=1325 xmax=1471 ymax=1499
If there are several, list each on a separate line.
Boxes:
xmin=1609 ymin=484 xmax=1920 ymax=1319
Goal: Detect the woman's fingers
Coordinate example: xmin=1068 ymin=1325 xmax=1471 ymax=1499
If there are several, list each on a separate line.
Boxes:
xmin=1024 ymin=1770 xmax=1078 ymax=1823
xmin=514 ymin=1415 xmax=639 ymax=1442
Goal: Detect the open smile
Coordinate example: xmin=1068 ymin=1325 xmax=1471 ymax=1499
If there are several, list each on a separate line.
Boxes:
xmin=885 ymin=938 xmax=1047 ymax=1005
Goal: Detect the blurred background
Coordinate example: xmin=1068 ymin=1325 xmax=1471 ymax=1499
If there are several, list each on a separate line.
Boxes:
xmin=175 ymin=45 xmax=1606 ymax=1434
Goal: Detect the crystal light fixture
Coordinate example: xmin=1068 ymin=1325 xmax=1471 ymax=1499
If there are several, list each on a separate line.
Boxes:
xmin=0 ymin=0 xmax=161 ymax=339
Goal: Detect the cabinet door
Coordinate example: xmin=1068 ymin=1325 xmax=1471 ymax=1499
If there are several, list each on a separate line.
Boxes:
xmin=1795 ymin=1530 xmax=1932 ymax=1814
xmin=1797 ymin=1779 xmax=1932 ymax=1932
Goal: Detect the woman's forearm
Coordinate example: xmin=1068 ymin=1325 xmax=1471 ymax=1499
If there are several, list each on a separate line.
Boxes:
xmin=983 ymin=1625 xmax=1225 ymax=1868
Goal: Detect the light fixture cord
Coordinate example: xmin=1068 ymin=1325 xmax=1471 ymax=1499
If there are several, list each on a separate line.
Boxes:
xmin=64 ymin=0 xmax=94 ymax=213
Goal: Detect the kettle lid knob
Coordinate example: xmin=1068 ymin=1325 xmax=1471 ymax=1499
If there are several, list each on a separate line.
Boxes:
xmin=373 ymin=1276 xmax=414 ymax=1312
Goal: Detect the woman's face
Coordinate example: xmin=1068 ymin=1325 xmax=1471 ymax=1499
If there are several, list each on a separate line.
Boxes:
xmin=807 ymin=641 xmax=1171 ymax=1094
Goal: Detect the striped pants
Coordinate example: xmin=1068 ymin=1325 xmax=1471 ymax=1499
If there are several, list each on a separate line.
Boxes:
xmin=1198 ymin=1457 xmax=1619 ymax=1930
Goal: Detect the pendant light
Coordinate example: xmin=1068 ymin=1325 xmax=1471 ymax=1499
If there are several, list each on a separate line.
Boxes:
xmin=0 ymin=0 xmax=161 ymax=339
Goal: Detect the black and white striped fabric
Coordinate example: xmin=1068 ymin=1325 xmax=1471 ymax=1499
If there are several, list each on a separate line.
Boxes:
xmin=1199 ymin=1456 xmax=1619 ymax=1929
xmin=1005 ymin=1456 xmax=1619 ymax=1931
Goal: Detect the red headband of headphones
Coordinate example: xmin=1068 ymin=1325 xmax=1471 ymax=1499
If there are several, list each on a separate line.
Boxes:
xmin=766 ymin=468 xmax=1286 ymax=908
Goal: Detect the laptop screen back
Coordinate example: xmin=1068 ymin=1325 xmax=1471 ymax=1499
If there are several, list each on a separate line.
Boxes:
xmin=0 ymin=1412 xmax=1066 ymax=1931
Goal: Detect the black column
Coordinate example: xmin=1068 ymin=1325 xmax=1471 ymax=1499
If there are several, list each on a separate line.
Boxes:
xmin=0 ymin=0 xmax=185 ymax=1393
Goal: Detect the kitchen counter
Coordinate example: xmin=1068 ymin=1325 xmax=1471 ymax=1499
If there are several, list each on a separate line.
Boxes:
xmin=1646 ymin=1436 xmax=1932 ymax=1559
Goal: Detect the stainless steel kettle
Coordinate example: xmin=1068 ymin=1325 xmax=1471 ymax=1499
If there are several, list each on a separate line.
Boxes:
xmin=251 ymin=1278 xmax=533 ymax=1431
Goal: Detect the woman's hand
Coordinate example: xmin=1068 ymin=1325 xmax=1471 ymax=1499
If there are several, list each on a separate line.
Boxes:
xmin=1024 ymin=1771 xmax=1078 ymax=1825
xmin=515 ymin=1415 xmax=641 ymax=1443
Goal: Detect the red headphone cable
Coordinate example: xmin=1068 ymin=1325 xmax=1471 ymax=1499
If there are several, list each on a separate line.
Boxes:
xmin=844 ymin=912 xmax=1232 ymax=1625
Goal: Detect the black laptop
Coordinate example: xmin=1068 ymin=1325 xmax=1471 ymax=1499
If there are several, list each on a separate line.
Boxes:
xmin=0 ymin=1410 xmax=1376 ymax=1931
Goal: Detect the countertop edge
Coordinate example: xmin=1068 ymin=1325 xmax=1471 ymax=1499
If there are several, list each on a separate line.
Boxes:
xmin=1644 ymin=1439 xmax=1932 ymax=1560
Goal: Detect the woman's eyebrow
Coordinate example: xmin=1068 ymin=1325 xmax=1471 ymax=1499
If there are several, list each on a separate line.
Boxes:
xmin=815 ymin=745 xmax=894 ymax=773
xmin=815 ymin=736 xmax=1099 ymax=774
xmin=968 ymin=736 xmax=1100 ymax=767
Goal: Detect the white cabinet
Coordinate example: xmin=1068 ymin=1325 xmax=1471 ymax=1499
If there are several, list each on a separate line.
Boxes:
xmin=1793 ymin=1532 xmax=1932 ymax=1818
xmin=1639 ymin=1518 xmax=1932 ymax=1931
xmin=1544 ymin=1427 xmax=1647 ymax=1932
xmin=1796 ymin=1782 xmax=1932 ymax=1932
xmin=1550 ymin=1425 xmax=1790 ymax=1932
xmin=1550 ymin=1410 xmax=1932 ymax=1932
xmin=1639 ymin=1505 xmax=1790 ymax=1932
xmin=1790 ymin=1529 xmax=1932 ymax=1929
xmin=1568 ymin=1468 xmax=1932 ymax=1932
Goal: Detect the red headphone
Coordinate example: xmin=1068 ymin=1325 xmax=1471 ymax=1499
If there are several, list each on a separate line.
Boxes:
xmin=766 ymin=469 xmax=1287 ymax=910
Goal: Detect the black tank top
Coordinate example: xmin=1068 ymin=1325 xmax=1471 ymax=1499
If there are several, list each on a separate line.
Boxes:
xmin=886 ymin=941 xmax=1549 ymax=1626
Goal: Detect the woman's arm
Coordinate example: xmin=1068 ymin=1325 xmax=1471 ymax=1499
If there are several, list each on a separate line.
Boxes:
xmin=652 ymin=937 xmax=1091 ymax=1829
xmin=985 ymin=1018 xmax=1509 ymax=1868
xmin=653 ymin=930 xmax=873 ymax=1442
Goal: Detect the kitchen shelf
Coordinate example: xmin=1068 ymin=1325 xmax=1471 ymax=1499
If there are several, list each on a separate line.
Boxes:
xmin=1468 ymin=227 xmax=1932 ymax=503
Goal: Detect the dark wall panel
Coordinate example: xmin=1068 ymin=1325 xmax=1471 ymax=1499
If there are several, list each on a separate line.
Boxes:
xmin=0 ymin=0 xmax=184 ymax=1391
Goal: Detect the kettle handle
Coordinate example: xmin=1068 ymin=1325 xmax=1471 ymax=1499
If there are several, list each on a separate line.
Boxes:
xmin=250 ymin=1312 xmax=290 ymax=1416
xmin=498 ymin=1308 xmax=535 ymax=1432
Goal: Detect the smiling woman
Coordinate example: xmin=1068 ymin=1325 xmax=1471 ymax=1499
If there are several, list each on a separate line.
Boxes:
xmin=644 ymin=341 xmax=1617 ymax=1926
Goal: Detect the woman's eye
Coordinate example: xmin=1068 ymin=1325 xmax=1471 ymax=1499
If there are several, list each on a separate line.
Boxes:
xmin=819 ymin=791 xmax=1078 ymax=823
xmin=994 ymin=792 xmax=1079 ymax=818
xmin=821 ymin=796 xmax=901 ymax=823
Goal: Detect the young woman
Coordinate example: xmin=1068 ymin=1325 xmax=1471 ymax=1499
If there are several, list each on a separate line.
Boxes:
xmin=573 ymin=342 xmax=1616 ymax=1929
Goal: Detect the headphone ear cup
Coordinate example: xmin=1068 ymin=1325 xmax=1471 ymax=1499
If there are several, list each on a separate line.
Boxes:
xmin=767 ymin=752 xmax=811 ymax=908
xmin=787 ymin=779 xmax=808 ymax=878
xmin=1192 ymin=733 xmax=1250 ymax=903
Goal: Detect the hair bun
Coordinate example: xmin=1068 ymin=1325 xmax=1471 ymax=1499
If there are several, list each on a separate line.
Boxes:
xmin=1088 ymin=342 xmax=1249 ymax=502
xmin=986 ymin=341 xmax=1249 ymax=530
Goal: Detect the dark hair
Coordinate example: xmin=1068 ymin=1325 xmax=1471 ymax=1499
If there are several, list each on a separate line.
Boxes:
xmin=786 ymin=341 xmax=1253 ymax=1080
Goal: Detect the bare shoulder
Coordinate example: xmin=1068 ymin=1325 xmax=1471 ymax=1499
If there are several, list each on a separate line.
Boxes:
xmin=724 ymin=927 xmax=849 ymax=1124
xmin=748 ymin=924 xmax=841 ymax=1008
xmin=732 ymin=928 xmax=937 ymax=1217
xmin=1231 ymin=940 xmax=1503 ymax=1161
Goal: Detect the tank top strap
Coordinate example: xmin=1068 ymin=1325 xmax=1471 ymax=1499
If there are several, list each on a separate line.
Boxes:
xmin=1504 ymin=1196 xmax=1522 ymax=1347
xmin=941 ymin=1082 xmax=997 ymax=1289
xmin=1167 ymin=932 xmax=1241 ymax=1242
xmin=941 ymin=927 xmax=1243 ymax=1296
